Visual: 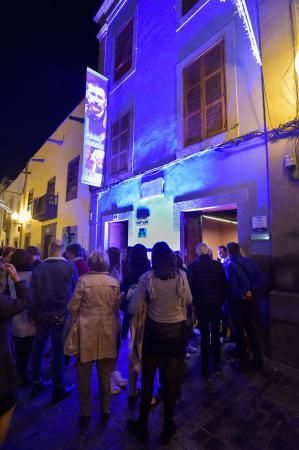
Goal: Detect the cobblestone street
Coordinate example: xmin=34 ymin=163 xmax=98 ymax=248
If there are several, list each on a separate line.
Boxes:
xmin=3 ymin=333 xmax=299 ymax=450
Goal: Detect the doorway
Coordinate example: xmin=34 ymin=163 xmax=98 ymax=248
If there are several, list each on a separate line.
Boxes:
xmin=41 ymin=223 xmax=57 ymax=259
xmin=183 ymin=208 xmax=238 ymax=264
xmin=108 ymin=220 xmax=128 ymax=251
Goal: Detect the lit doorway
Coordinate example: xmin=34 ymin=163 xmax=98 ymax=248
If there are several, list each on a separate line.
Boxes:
xmin=108 ymin=220 xmax=128 ymax=251
xmin=182 ymin=207 xmax=238 ymax=264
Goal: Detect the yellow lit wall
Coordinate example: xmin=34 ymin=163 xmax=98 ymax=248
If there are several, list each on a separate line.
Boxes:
xmin=260 ymin=0 xmax=298 ymax=127
xmin=23 ymin=100 xmax=90 ymax=252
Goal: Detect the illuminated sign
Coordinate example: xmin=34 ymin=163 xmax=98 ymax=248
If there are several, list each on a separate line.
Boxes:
xmin=81 ymin=67 xmax=108 ymax=187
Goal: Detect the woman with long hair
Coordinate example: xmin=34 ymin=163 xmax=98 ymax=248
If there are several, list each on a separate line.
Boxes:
xmin=127 ymin=242 xmax=192 ymax=445
xmin=107 ymin=247 xmax=128 ymax=394
xmin=121 ymin=244 xmax=150 ymax=340
xmin=121 ymin=244 xmax=150 ymax=400
xmin=68 ymin=250 xmax=120 ymax=425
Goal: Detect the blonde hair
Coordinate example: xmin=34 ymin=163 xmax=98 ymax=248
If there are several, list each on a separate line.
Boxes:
xmin=87 ymin=250 xmax=109 ymax=272
xmin=48 ymin=239 xmax=64 ymax=257
xmin=195 ymin=242 xmax=209 ymax=256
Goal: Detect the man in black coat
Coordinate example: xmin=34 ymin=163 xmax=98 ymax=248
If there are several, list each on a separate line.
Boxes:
xmin=188 ymin=243 xmax=227 ymax=379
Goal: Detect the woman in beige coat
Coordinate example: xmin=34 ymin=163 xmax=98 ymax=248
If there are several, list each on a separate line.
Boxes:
xmin=68 ymin=250 xmax=120 ymax=425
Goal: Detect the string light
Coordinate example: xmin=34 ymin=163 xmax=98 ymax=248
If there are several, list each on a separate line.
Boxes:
xmin=0 ymin=200 xmax=12 ymax=214
xmin=185 ymin=0 xmax=262 ymax=65
xmin=95 ymin=119 xmax=299 ymax=195
xmin=233 ymin=0 xmax=262 ymax=65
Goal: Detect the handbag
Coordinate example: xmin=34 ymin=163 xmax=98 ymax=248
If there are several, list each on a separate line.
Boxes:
xmin=63 ymin=315 xmax=79 ymax=356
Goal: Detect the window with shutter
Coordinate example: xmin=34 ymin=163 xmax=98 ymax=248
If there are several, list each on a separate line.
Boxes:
xmin=110 ymin=112 xmax=131 ymax=177
xmin=66 ymin=156 xmax=80 ymax=202
xmin=183 ymin=41 xmax=226 ymax=146
xmin=182 ymin=0 xmax=199 ymax=16
xmin=114 ymin=20 xmax=134 ymax=82
xmin=27 ymin=189 xmax=34 ymax=211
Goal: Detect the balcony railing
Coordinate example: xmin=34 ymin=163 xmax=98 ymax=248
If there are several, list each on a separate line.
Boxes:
xmin=32 ymin=193 xmax=58 ymax=222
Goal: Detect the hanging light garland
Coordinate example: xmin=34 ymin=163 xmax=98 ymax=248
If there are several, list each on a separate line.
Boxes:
xmin=221 ymin=0 xmax=262 ymax=65
xmin=0 ymin=200 xmax=12 ymax=214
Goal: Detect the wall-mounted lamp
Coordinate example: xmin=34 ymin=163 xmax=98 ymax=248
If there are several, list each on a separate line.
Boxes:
xmin=11 ymin=211 xmax=19 ymax=221
xmin=11 ymin=210 xmax=31 ymax=224
xmin=285 ymin=149 xmax=299 ymax=180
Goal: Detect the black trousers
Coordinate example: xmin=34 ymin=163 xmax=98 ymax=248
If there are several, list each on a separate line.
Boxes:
xmin=230 ymin=299 xmax=263 ymax=368
xmin=195 ymin=304 xmax=222 ymax=373
xmin=139 ymin=318 xmax=186 ymax=428
xmin=14 ymin=336 xmax=35 ymax=384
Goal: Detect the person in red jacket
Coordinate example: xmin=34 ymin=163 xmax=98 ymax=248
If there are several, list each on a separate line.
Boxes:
xmin=65 ymin=243 xmax=89 ymax=277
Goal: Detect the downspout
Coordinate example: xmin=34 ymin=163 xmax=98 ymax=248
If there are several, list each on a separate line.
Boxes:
xmin=255 ymin=0 xmax=272 ymax=246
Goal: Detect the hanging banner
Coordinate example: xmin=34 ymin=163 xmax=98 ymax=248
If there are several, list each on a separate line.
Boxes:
xmin=81 ymin=67 xmax=108 ymax=187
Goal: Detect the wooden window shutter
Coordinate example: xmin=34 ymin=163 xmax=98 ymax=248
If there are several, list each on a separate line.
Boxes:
xmin=203 ymin=42 xmax=226 ymax=137
xmin=184 ymin=59 xmax=202 ymax=146
xmin=110 ymin=112 xmax=130 ymax=176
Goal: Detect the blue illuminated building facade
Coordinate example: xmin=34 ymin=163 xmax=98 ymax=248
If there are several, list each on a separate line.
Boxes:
xmin=88 ymin=0 xmax=299 ymax=367
xmin=91 ymin=0 xmax=270 ymax=260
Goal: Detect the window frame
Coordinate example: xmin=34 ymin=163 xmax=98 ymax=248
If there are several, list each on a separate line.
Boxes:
xmin=183 ymin=40 xmax=227 ymax=147
xmin=181 ymin=0 xmax=199 ymax=17
xmin=65 ymin=155 xmax=80 ymax=202
xmin=106 ymin=108 xmax=134 ymax=184
xmin=27 ymin=189 xmax=34 ymax=211
xmin=113 ymin=18 xmax=134 ymax=84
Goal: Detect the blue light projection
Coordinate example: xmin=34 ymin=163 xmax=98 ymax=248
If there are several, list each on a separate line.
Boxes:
xmin=95 ymin=0 xmax=270 ymax=251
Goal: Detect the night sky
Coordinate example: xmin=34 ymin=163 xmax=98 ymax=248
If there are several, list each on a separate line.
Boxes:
xmin=1 ymin=0 xmax=103 ymax=180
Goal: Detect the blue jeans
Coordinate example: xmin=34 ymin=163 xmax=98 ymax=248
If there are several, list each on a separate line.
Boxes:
xmin=31 ymin=319 xmax=65 ymax=388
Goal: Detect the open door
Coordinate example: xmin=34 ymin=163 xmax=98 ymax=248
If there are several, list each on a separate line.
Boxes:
xmin=183 ymin=211 xmax=203 ymax=265
xmin=108 ymin=220 xmax=128 ymax=251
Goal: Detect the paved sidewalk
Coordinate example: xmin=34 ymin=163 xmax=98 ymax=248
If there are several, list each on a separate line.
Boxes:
xmin=3 ymin=334 xmax=299 ymax=450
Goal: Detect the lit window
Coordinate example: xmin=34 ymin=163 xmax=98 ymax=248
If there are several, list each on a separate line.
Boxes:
xmin=183 ymin=41 xmax=227 ymax=146
xmin=114 ymin=20 xmax=134 ymax=82
xmin=66 ymin=156 xmax=80 ymax=202
xmin=110 ymin=113 xmax=130 ymax=176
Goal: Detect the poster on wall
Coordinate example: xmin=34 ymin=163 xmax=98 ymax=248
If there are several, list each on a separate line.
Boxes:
xmin=81 ymin=67 xmax=108 ymax=187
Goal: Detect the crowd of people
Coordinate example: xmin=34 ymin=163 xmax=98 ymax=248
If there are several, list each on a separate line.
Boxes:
xmin=0 ymin=239 xmax=266 ymax=447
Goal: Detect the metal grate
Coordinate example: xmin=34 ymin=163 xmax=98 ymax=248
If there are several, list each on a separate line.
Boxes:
xmin=187 ymin=114 xmax=202 ymax=142
xmin=206 ymin=103 xmax=223 ymax=136
xmin=205 ymin=73 xmax=222 ymax=106
xmin=204 ymin=45 xmax=221 ymax=77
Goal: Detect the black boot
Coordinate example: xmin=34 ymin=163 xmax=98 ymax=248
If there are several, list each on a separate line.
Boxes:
xmin=127 ymin=419 xmax=148 ymax=443
xmin=51 ymin=383 xmax=74 ymax=404
xmin=161 ymin=421 xmax=176 ymax=445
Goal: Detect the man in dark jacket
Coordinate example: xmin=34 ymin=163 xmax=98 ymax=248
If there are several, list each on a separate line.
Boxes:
xmin=188 ymin=243 xmax=227 ymax=379
xmin=226 ymin=242 xmax=265 ymax=373
xmin=30 ymin=239 xmax=78 ymax=403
